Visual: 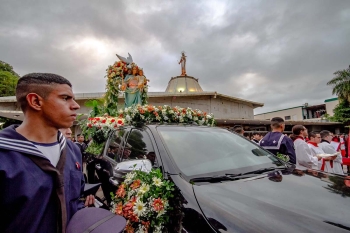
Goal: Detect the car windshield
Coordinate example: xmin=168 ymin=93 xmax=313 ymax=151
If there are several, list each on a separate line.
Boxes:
xmin=157 ymin=126 xmax=281 ymax=177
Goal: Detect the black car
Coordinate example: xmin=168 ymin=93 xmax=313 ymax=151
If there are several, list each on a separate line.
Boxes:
xmin=94 ymin=124 xmax=350 ymax=233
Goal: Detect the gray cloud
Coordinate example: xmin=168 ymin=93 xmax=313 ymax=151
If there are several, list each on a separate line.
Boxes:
xmin=1 ymin=0 xmax=349 ymax=114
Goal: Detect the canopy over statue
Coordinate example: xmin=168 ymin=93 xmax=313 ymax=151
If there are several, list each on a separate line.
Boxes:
xmin=105 ymin=53 xmax=149 ymax=109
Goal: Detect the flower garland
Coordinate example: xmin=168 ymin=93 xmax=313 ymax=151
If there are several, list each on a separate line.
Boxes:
xmin=118 ymin=104 xmax=216 ymax=126
xmin=111 ymin=168 xmax=175 ymax=233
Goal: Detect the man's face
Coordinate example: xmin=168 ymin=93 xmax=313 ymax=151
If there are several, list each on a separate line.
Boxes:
xmin=41 ymin=84 xmax=80 ymax=129
xmin=123 ymin=148 xmax=131 ymax=158
xmin=302 ymin=127 xmax=308 ymax=137
xmin=59 ymin=128 xmax=72 ymax=140
xmin=78 ymin=135 xmax=84 ymax=143
xmin=311 ymin=134 xmax=321 ymax=144
xmin=253 ymin=134 xmax=261 ymax=140
xmin=324 ymin=134 xmax=333 ymax=142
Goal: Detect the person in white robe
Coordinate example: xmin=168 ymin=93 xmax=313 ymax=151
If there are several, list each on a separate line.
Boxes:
xmin=292 ymin=125 xmax=321 ymax=170
xmin=319 ymin=130 xmax=344 ymax=175
xmin=307 ymin=131 xmax=337 ymax=173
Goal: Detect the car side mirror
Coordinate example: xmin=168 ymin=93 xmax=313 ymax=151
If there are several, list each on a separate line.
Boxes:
xmin=112 ymin=159 xmax=152 ymax=183
xmin=114 ymin=159 xmax=152 ymax=173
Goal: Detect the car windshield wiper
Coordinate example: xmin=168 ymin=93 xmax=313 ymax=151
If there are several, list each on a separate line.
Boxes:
xmin=190 ymin=175 xmax=234 ymax=183
xmin=226 ymin=167 xmax=285 ymax=177
xmin=190 ymin=173 xmax=258 ymax=183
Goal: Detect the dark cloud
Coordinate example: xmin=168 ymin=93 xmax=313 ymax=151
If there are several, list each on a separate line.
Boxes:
xmin=1 ymin=0 xmax=349 ymax=114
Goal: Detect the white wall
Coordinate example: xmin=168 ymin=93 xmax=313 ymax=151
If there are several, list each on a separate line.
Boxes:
xmin=254 ymin=107 xmax=303 ymax=121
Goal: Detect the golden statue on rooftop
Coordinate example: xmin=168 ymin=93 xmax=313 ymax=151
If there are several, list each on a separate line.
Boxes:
xmin=178 ymin=51 xmax=187 ymax=76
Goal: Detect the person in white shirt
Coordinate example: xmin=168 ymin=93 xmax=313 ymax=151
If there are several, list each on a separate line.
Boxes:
xmin=307 ymin=131 xmax=336 ymax=173
xmin=319 ymin=130 xmax=344 ymax=175
xmin=292 ymin=125 xmax=321 ymax=170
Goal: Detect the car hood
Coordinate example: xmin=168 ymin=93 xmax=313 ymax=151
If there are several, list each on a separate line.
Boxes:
xmin=193 ymin=169 xmax=350 ymax=233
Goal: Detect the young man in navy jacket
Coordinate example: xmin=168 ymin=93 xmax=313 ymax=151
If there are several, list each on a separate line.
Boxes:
xmin=0 ymin=73 xmax=94 ymax=233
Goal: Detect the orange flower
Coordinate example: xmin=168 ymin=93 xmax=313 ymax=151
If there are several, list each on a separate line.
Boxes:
xmin=129 ymin=196 xmax=137 ymax=205
xmin=116 ymin=184 xmax=126 ymax=198
xmin=130 ymin=179 xmax=141 ymax=190
xmin=115 ymin=202 xmax=123 ymax=215
xmin=152 ymin=198 xmax=164 ymax=212
xmin=147 ymin=106 xmax=154 ymax=112
xmin=125 ymin=224 xmax=135 ymax=233
xmin=139 ymin=109 xmax=145 ymax=114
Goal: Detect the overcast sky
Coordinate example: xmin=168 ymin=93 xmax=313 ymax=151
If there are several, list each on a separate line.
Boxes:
xmin=1 ymin=0 xmax=350 ymax=114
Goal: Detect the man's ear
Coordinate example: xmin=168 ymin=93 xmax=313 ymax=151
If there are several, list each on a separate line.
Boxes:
xmin=26 ymin=93 xmax=44 ymax=111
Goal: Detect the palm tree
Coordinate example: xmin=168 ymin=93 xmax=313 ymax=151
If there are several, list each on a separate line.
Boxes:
xmin=327 ymin=65 xmax=350 ymax=102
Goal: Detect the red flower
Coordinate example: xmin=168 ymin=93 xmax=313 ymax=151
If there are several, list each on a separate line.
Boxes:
xmin=96 ymin=117 xmax=100 ymax=121
xmin=101 ymin=119 xmax=106 ymax=123
xmin=117 ymin=119 xmax=123 ymax=124
xmin=110 ymin=119 xmax=115 ymax=123
xmin=125 ymin=224 xmax=135 ymax=233
xmin=119 ymin=114 xmax=124 ymax=118
xmin=116 ymin=184 xmax=126 ymax=198
xmin=152 ymin=198 xmax=165 ymax=212
xmin=115 ymin=202 xmax=123 ymax=215
xmin=123 ymin=202 xmax=139 ymax=223
xmin=87 ymin=123 xmax=92 ymax=128
xmin=130 ymin=179 xmax=141 ymax=190
xmin=142 ymin=221 xmax=150 ymax=230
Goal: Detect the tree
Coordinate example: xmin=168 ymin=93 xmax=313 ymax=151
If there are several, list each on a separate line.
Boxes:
xmin=327 ymin=65 xmax=350 ymax=102
xmin=0 ymin=60 xmax=19 ymax=97
xmin=0 ymin=61 xmax=21 ymax=128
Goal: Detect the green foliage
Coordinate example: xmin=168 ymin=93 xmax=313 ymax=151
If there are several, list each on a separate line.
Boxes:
xmin=0 ymin=60 xmax=20 ymax=77
xmin=85 ymin=141 xmax=105 ymax=155
xmin=0 ymin=71 xmax=18 ymax=97
xmin=328 ymin=100 xmax=350 ymax=124
xmin=0 ymin=61 xmax=20 ymax=128
xmin=327 ymin=65 xmax=350 ymax=102
xmin=276 ymin=152 xmax=290 ymax=162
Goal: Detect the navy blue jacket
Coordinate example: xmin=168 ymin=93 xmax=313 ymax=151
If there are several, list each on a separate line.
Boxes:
xmin=0 ymin=125 xmax=85 ymax=233
xmin=259 ymin=132 xmax=296 ymax=164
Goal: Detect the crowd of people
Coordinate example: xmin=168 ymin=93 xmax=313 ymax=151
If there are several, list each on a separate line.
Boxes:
xmin=232 ymin=117 xmax=349 ymax=175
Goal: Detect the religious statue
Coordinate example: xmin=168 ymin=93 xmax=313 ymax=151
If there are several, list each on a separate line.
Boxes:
xmin=178 ymin=51 xmax=187 ymax=76
xmin=105 ymin=53 xmax=149 ymax=109
xmin=121 ymin=66 xmax=143 ymax=108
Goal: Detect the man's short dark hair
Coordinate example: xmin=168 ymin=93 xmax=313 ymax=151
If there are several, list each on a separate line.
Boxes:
xmin=16 ymin=73 xmax=72 ymax=112
xmin=320 ymin=130 xmax=331 ymax=139
xmin=77 ymin=134 xmax=82 ymax=137
xmin=292 ymin=125 xmax=305 ymax=135
xmin=271 ymin=117 xmax=284 ymax=129
xmin=252 ymin=131 xmax=262 ymax=136
xmin=308 ymin=131 xmax=318 ymax=139
xmin=233 ymin=125 xmax=244 ymax=134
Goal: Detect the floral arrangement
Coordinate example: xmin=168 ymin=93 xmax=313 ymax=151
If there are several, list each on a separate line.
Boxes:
xmin=118 ymin=104 xmax=216 ymax=126
xmin=111 ymin=168 xmax=175 ymax=233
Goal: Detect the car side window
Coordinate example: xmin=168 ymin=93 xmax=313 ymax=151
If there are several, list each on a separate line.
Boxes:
xmin=106 ymin=129 xmax=128 ymax=163
xmin=121 ymin=128 xmax=159 ymax=167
